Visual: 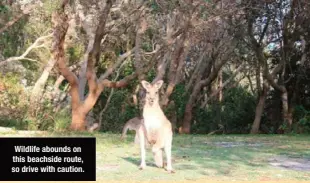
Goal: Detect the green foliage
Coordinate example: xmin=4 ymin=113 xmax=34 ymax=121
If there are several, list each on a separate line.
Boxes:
xmin=96 ymin=89 xmax=139 ymax=132
xmin=0 ymin=73 xmax=30 ymax=130
xmin=221 ymin=86 xmax=256 ymax=133
xmin=0 ymin=72 xmax=70 ymax=131
xmin=0 ymin=73 xmax=22 ymax=105
xmin=145 ymin=68 xmax=157 ymax=81
xmin=171 ymin=84 xmax=188 ymax=122
xmin=121 ymin=61 xmax=135 ymax=78
xmin=294 ymin=105 xmax=310 ymax=133
xmin=0 ymin=118 xmax=27 ymax=130
xmin=141 ymin=42 xmax=153 ymax=52
xmin=1 ymin=0 xmax=310 ymax=136
xmin=67 ymin=45 xmax=84 ymax=65
xmin=0 ymin=18 xmax=27 ymax=57
xmin=0 ymin=73 xmax=28 ymax=119
xmin=53 ymin=111 xmax=71 ymax=132
xmin=0 ymin=5 xmax=9 ymax=13
xmin=192 ymin=86 xmax=256 ymax=134
xmin=149 ymin=0 xmax=181 ymax=13
xmin=25 ymin=101 xmax=71 ymax=131
xmin=149 ymin=0 xmax=160 ymax=12
xmin=42 ymin=0 xmax=61 ymax=15
xmin=192 ymin=106 xmax=216 ymax=134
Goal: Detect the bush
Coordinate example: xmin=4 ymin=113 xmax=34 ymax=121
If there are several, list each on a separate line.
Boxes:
xmin=0 ymin=73 xmax=29 ymax=121
xmin=0 ymin=118 xmax=27 ymax=130
xmin=170 ymin=84 xmax=189 ymax=126
xmin=53 ymin=111 xmax=71 ymax=132
xmin=294 ymin=105 xmax=310 ymax=133
xmin=192 ymin=86 xmax=256 ymax=134
xmin=95 ymin=89 xmax=139 ymax=132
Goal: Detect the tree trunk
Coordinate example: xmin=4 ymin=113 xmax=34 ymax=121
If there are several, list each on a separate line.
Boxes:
xmin=162 ymin=35 xmax=188 ymax=107
xmin=218 ymin=70 xmax=223 ymax=103
xmin=179 ymin=54 xmax=231 ymax=134
xmin=134 ymin=14 xmax=147 ymax=115
xmin=250 ymin=82 xmax=268 ymax=134
xmin=185 ymin=52 xmax=207 ymax=92
xmin=51 ymin=0 xmax=152 ymax=131
xmin=71 ymin=107 xmax=87 ymax=131
xmin=216 ymin=69 xmax=223 ymax=125
xmin=248 ymin=10 xmax=292 ymax=134
xmin=282 ymin=89 xmax=292 ymax=132
xmin=29 ymin=58 xmax=57 ymax=117
xmin=179 ymin=75 xmax=201 ymax=134
xmin=179 ymin=103 xmax=193 ymax=134
xmin=179 ymin=51 xmax=231 ymax=134
xmin=78 ymin=61 xmax=87 ymax=100
xmin=33 ymin=59 xmax=56 ymax=93
xmin=287 ymin=105 xmax=293 ymax=131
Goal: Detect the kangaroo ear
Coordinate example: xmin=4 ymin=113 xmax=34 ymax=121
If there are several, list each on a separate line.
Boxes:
xmin=141 ymin=80 xmax=151 ymax=90
xmin=154 ymin=80 xmax=164 ymax=89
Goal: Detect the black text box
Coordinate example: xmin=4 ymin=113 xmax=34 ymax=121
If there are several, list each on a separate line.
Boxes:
xmin=0 ymin=137 xmax=96 ymax=181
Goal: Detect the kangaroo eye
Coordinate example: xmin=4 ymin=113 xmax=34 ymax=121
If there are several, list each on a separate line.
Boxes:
xmin=146 ymin=92 xmax=150 ymax=94
xmin=155 ymin=92 xmax=158 ymax=94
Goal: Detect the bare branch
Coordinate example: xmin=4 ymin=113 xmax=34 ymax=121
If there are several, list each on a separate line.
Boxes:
xmin=185 ymin=49 xmax=208 ymax=92
xmin=0 ymin=33 xmax=52 ymax=66
xmin=98 ymin=55 xmax=129 ymax=130
xmin=247 ymin=16 xmax=286 ymax=93
xmin=201 ymin=64 xmax=245 ymax=107
xmin=99 ymin=73 xmax=138 ymax=89
xmin=86 ymin=0 xmax=113 ymax=94
xmin=259 ymin=16 xmax=270 ymax=45
xmin=152 ymin=51 xmax=170 ymax=83
xmin=99 ymin=47 xmax=136 ymax=81
xmin=98 ymin=47 xmax=161 ymax=90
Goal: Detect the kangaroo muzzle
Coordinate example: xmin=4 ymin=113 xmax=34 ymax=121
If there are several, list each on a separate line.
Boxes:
xmin=148 ymin=98 xmax=154 ymax=105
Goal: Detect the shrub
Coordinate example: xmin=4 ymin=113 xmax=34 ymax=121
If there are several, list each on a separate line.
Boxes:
xmin=0 ymin=73 xmax=29 ymax=121
xmin=192 ymin=86 xmax=256 ymax=134
xmin=294 ymin=105 xmax=310 ymax=133
xmin=53 ymin=111 xmax=71 ymax=132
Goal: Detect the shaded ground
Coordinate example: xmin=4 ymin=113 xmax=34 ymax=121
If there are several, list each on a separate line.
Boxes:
xmin=0 ymin=130 xmax=310 ymax=182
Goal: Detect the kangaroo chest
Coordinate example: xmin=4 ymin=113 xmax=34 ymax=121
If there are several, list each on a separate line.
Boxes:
xmin=142 ymin=106 xmax=165 ymax=144
xmin=143 ymin=107 xmax=164 ymax=130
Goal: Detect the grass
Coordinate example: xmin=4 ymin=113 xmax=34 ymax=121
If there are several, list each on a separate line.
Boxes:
xmin=1 ymin=131 xmax=310 ymax=182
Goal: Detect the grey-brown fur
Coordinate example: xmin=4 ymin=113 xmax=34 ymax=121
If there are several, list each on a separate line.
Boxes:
xmin=121 ymin=117 xmax=143 ymax=140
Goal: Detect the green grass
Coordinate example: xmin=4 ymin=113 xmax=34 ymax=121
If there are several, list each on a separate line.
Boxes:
xmin=1 ymin=131 xmax=310 ymax=182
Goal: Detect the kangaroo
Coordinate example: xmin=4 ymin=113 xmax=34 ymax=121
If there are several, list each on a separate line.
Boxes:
xmin=121 ymin=117 xmax=151 ymax=148
xmin=137 ymin=80 xmax=174 ymax=173
xmin=120 ymin=117 xmax=143 ymax=140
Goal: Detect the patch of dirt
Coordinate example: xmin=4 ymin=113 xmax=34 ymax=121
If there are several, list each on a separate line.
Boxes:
xmin=208 ymin=141 xmax=263 ymax=148
xmin=268 ymin=156 xmax=310 ymax=171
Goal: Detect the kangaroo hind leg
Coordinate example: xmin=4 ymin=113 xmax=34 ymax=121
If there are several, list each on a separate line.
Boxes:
xmin=152 ymin=136 xmax=164 ymax=168
xmin=153 ymin=147 xmax=163 ymax=168
xmin=138 ymin=127 xmax=146 ymax=170
xmin=164 ymin=132 xmax=174 ymax=173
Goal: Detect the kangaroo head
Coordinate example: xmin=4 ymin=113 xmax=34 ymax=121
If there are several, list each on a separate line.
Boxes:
xmin=141 ymin=80 xmax=164 ymax=106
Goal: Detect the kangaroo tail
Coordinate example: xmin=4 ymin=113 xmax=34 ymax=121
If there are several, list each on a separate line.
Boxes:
xmin=121 ymin=125 xmax=128 ymax=140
